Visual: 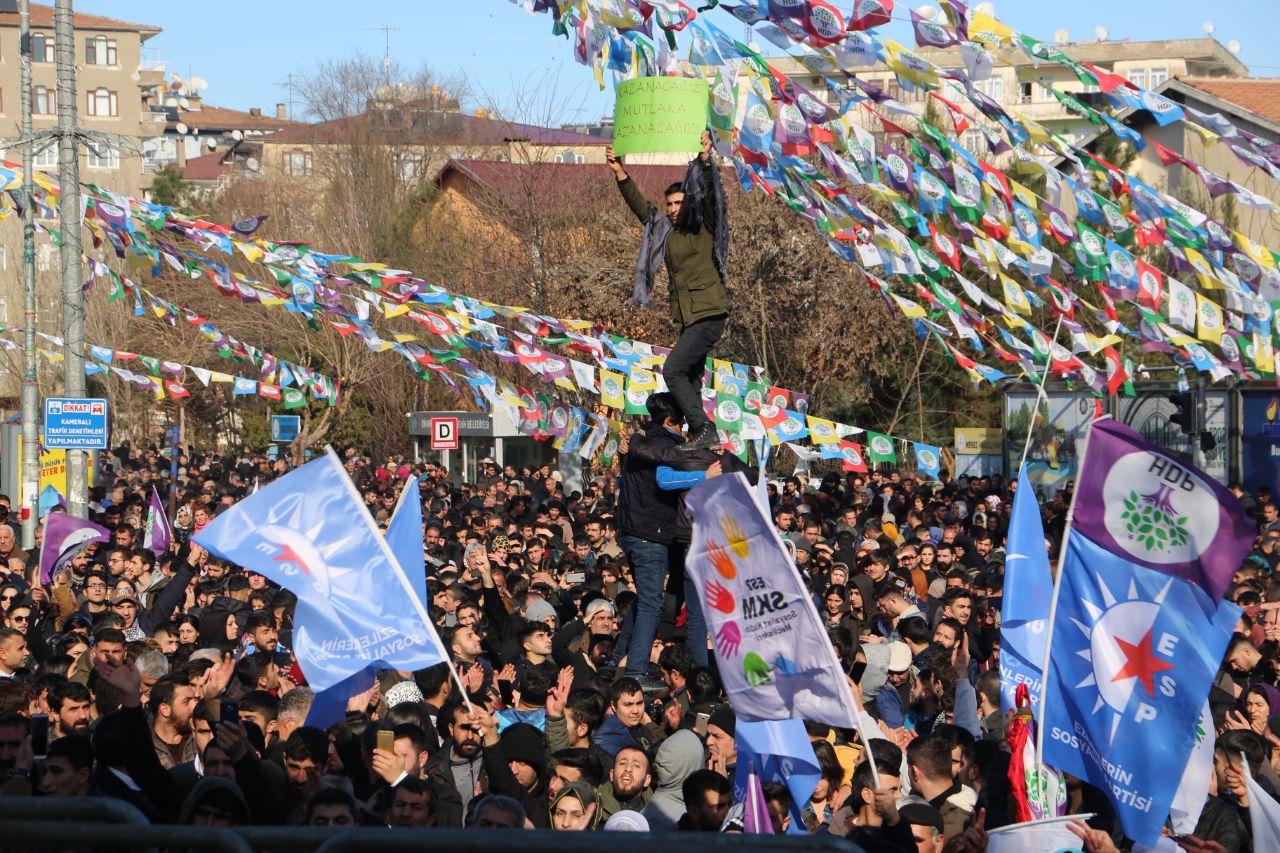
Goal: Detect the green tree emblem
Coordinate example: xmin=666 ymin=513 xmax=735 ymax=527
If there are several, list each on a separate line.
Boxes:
xmin=1120 ymin=484 xmax=1190 ymax=553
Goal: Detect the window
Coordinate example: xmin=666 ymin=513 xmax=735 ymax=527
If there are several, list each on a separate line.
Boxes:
xmin=984 ymin=75 xmax=1004 ymax=101
xmin=553 ymin=149 xmax=584 ymax=164
xmin=85 ymin=36 xmax=117 ymax=66
xmin=32 ymin=34 xmax=53 ymax=63
xmin=283 ymin=150 xmax=312 ymax=177
xmin=0 ymin=296 xmax=6 ymax=321
xmin=86 ymin=142 xmax=119 ymax=170
xmin=86 ymin=88 xmax=118 ymax=118
xmin=33 ymin=85 xmax=55 ymax=116
xmin=1019 ymin=81 xmax=1034 ymax=103
xmin=0 ymin=247 xmax=8 ymax=273
xmin=34 ymin=142 xmax=56 ymax=168
xmin=1150 ymin=67 xmax=1168 ymax=87
xmin=36 ymin=243 xmax=53 ymax=272
xmin=1127 ymin=69 xmax=1146 ymax=89
xmin=961 ymin=128 xmax=983 ymax=152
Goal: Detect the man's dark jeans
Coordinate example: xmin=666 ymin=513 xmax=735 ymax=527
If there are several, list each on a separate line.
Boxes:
xmin=618 ymin=533 xmax=669 ymax=678
xmin=661 ymin=315 xmax=726 ymax=432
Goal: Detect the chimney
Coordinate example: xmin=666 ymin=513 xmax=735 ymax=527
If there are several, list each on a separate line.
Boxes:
xmin=276 ymin=103 xmax=287 ymax=120
xmin=249 ymin=107 xmax=262 ymax=118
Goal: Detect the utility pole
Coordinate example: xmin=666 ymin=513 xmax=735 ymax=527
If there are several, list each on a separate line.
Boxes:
xmin=55 ymin=0 xmax=87 ymax=517
xmin=366 ymin=25 xmax=398 ymax=86
xmin=18 ymin=0 xmax=38 ymax=546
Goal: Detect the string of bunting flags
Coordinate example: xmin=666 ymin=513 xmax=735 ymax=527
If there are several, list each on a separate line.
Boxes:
xmin=511 ymin=0 xmax=1280 ymax=407
xmin=0 ymin=159 xmax=942 ymax=472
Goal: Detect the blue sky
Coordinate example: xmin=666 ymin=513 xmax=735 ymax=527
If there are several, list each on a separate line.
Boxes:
xmin=82 ymin=0 xmax=1279 ymax=127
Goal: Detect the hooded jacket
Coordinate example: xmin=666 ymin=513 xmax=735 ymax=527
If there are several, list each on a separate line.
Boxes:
xmin=641 ymin=729 xmax=705 ymax=831
xmin=178 ymin=775 xmax=250 ymax=826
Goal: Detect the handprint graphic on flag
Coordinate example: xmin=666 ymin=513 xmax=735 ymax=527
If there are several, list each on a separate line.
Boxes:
xmin=716 ymin=622 xmax=741 ymax=658
xmin=720 ymin=515 xmax=751 ymax=558
xmin=705 ymin=578 xmax=736 ymax=614
xmin=706 ymin=540 xmax=737 ymax=579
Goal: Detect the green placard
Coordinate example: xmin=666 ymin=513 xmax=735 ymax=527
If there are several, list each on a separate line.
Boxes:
xmin=612 ymin=76 xmax=709 ymax=156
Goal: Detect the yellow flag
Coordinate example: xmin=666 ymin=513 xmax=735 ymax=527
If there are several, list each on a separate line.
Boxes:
xmin=1009 ymin=180 xmax=1039 ymax=210
xmin=599 ymin=370 xmax=626 ymax=409
xmin=1195 ymin=293 xmax=1224 ymax=344
xmin=881 ymin=39 xmax=938 ymax=89
xmin=629 ymin=366 xmax=658 ymax=393
xmin=806 ymin=416 xmax=840 ymax=444
xmin=383 ymin=302 xmax=410 ymax=319
xmin=892 ymin=294 xmax=928 ymax=319
xmin=1000 ymin=274 xmax=1031 ymax=315
xmin=968 ymin=11 xmax=1014 ymax=46
xmin=1183 ymin=248 xmax=1219 ymax=290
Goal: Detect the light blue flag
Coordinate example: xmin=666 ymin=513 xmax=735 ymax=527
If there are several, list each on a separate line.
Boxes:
xmin=913 ymin=443 xmax=941 ymax=478
xmin=385 ymin=476 xmax=424 ymax=592
xmin=999 ymin=465 xmax=1052 ymax=714
xmin=194 ymin=452 xmax=448 ymax=722
xmin=1042 ymin=535 xmax=1238 ymax=845
xmin=733 ymin=719 xmax=819 ymax=835
xmin=233 ymin=376 xmax=257 ymax=396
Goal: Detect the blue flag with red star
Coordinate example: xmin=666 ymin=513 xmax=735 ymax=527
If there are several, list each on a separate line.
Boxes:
xmin=194 ymin=452 xmax=447 ymax=700
xmin=1042 ymin=419 xmax=1246 ymax=845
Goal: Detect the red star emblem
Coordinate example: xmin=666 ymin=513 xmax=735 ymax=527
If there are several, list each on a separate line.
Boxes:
xmin=271 ymin=543 xmax=311 ymax=577
xmin=1110 ymin=628 xmax=1175 ymax=697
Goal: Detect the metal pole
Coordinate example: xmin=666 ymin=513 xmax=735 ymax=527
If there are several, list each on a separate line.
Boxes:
xmin=55 ymin=0 xmax=87 ymax=517
xmin=18 ymin=0 xmax=39 ymax=546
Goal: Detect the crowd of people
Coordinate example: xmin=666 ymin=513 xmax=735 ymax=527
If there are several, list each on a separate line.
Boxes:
xmin=0 ymin=393 xmax=1278 ymax=852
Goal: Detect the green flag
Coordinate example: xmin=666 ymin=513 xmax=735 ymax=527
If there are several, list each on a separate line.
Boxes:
xmin=865 ymin=431 xmax=898 ymax=464
xmin=282 ymin=388 xmax=306 ymax=409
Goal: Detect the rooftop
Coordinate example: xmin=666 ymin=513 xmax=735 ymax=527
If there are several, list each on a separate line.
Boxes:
xmin=0 ymin=2 xmax=160 ymax=36
xmin=1177 ymin=76 xmax=1280 ymax=125
xmin=180 ymin=152 xmax=227 ymax=182
xmin=166 ymin=103 xmax=301 ymax=133
xmin=266 ymin=109 xmax=609 ymax=148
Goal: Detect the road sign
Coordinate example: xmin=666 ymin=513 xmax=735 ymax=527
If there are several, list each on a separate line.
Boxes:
xmin=271 ymin=415 xmax=301 ymax=443
xmin=430 ymin=416 xmax=459 ymax=450
xmin=43 ymin=398 xmax=109 ymax=450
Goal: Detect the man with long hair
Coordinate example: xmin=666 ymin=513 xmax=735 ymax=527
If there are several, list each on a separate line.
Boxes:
xmin=607 ymin=131 xmax=729 ymax=452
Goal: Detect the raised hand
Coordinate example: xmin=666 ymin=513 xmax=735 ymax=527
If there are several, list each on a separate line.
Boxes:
xmin=546 ymin=665 xmax=573 ymax=717
xmin=605 ymin=145 xmax=627 ymax=179
xmin=743 ymin=652 xmax=772 ymax=687
xmin=705 ymin=579 xmax=735 ymax=614
xmin=719 ymin=516 xmax=750 ymax=558
xmin=706 ymin=540 xmax=736 ymax=580
xmin=715 ymin=621 xmax=741 ymax=658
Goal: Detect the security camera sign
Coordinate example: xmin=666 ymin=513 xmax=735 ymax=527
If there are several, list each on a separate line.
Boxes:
xmin=44 ymin=398 xmax=109 ymax=449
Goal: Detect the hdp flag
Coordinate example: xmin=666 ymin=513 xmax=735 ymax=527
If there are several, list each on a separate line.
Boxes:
xmin=686 ymin=474 xmax=869 ymax=733
xmin=734 ymin=719 xmax=819 ymax=835
xmin=1040 ymin=418 xmax=1251 ymax=843
xmin=1068 ymin=418 xmax=1254 ymax=600
xmin=385 ymin=476 xmax=424 ymax=589
xmin=986 ymin=814 xmax=1088 ymax=853
xmin=913 ymin=443 xmax=941 ymax=478
xmin=40 ymin=512 xmax=110 ymax=584
xmin=194 ymin=452 xmax=448 ymax=702
xmin=143 ymin=486 xmax=172 ymax=557
xmin=999 ymin=465 xmax=1052 ymax=714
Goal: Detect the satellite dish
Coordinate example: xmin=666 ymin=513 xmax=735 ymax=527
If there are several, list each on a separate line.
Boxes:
xmin=231 ymin=130 xmax=243 ymax=142
xmin=1054 ymin=29 xmax=1069 ymax=45
xmin=129 ymin=71 xmax=140 ymax=82
xmin=1228 ymin=39 xmax=1241 ymax=54
xmin=1203 ymin=21 xmax=1215 ymax=35
xmin=164 ymin=96 xmax=179 ymax=107
xmin=1094 ymin=25 xmax=1109 ymax=41
xmin=175 ymin=122 xmax=188 ymax=135
xmin=246 ymin=157 xmax=260 ymax=172
xmin=974 ymin=2 xmax=995 ymax=16
xmin=914 ymin=5 xmax=937 ymax=20
xmin=206 ymin=138 xmax=217 ymax=149
xmin=189 ymin=76 xmax=208 ymax=91
xmin=178 ymin=97 xmax=190 ymax=109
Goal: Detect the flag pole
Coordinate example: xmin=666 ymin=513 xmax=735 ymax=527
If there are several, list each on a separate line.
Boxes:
xmin=324 ymin=448 xmax=475 ymax=714
xmin=1033 ymin=415 xmax=1103 ymax=785
xmin=1018 ymin=313 xmax=1064 ymax=473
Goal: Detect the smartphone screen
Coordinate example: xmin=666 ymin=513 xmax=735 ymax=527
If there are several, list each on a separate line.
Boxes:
xmin=31 ymin=714 xmax=49 ymax=760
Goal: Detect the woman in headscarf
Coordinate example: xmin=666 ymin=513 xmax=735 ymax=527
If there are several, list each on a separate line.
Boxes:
xmin=549 ymin=780 xmax=599 ymax=831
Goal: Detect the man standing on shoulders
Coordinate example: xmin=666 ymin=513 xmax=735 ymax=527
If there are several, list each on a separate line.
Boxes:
xmin=607 ymin=132 xmax=730 ymax=452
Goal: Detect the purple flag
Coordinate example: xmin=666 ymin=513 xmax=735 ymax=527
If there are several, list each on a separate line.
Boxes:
xmin=40 ymin=512 xmax=110 ymax=584
xmin=741 ymin=764 xmax=775 ymax=834
xmin=144 ymin=486 xmax=172 ymax=557
xmin=1070 ymin=418 xmax=1254 ymax=600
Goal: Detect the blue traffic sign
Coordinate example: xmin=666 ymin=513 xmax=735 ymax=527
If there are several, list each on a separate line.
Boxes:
xmin=270 ymin=415 xmax=301 ymax=443
xmin=43 ymin=398 xmax=109 ymax=449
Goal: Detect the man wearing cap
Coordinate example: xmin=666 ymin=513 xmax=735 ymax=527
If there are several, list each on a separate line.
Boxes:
xmin=898 ymin=798 xmax=946 ymax=853
xmin=111 ymin=587 xmax=145 ymax=642
xmin=874 ymin=580 xmax=926 ymax=642
xmin=872 ymin=642 xmax=914 ymax=729
xmin=705 ymin=707 xmax=736 ymax=779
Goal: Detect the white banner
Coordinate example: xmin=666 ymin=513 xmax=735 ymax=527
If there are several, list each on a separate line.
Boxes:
xmin=686 ymin=473 xmax=859 ymax=728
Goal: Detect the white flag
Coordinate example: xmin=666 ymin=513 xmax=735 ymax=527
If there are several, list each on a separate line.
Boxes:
xmin=986 ymin=814 xmax=1089 ymax=853
xmin=1245 ymin=760 xmax=1280 ymax=849
xmin=685 ymin=473 xmax=863 ymax=730
xmin=1169 ymin=702 xmax=1214 ymax=835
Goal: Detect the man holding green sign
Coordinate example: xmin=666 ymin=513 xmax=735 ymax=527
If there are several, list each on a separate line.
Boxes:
xmin=607 ymin=76 xmax=729 ymax=453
